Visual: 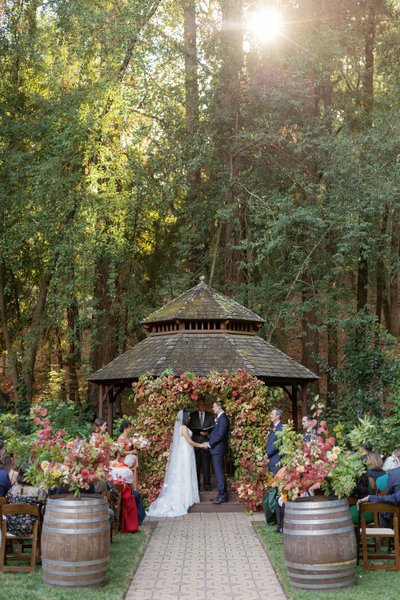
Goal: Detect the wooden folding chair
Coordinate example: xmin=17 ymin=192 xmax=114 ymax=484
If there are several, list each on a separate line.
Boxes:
xmin=360 ymin=502 xmax=400 ymax=571
xmin=115 ymin=484 xmax=124 ymax=532
xmin=0 ymin=503 xmax=40 ymax=572
xmin=348 ymin=497 xmax=361 ymax=564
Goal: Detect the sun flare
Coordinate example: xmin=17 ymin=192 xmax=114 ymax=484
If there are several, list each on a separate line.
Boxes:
xmin=248 ymin=8 xmax=284 ymax=44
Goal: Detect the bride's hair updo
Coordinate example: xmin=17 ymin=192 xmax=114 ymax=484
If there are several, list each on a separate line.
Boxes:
xmin=182 ymin=412 xmax=190 ymax=426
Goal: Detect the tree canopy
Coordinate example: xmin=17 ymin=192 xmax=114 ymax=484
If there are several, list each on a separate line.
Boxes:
xmin=1 ymin=0 xmax=400 ymax=424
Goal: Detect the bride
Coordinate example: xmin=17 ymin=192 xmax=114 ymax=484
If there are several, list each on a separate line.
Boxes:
xmin=146 ymin=410 xmax=202 ymax=517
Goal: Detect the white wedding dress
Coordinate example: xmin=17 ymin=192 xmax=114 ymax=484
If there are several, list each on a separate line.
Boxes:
xmin=146 ymin=410 xmax=200 ymax=517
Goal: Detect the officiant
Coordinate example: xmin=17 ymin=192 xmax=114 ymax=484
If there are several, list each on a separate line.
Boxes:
xmin=190 ymin=399 xmax=214 ymax=491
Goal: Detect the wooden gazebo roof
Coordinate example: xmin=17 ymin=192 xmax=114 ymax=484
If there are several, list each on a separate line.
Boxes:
xmin=88 ymin=332 xmax=316 ymax=386
xmin=89 ymin=279 xmax=318 ymax=430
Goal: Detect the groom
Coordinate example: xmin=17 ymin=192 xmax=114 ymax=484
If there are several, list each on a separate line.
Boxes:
xmin=202 ymin=400 xmax=229 ymax=504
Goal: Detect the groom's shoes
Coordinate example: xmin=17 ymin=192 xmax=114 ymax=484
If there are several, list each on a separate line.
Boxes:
xmin=212 ymin=498 xmax=226 ymax=504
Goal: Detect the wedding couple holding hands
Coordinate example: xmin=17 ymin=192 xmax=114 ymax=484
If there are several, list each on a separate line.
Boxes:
xmin=147 ymin=399 xmax=229 ymax=517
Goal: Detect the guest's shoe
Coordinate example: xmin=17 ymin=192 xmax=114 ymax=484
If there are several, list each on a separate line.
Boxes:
xmin=212 ymin=498 xmax=226 ymax=504
xmin=210 ymin=497 xmax=218 ymax=502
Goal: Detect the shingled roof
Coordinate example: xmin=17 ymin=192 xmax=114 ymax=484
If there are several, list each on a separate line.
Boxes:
xmin=143 ymin=279 xmax=264 ymax=324
xmin=88 ymin=333 xmax=318 ymax=385
xmin=88 ymin=279 xmax=318 ymax=386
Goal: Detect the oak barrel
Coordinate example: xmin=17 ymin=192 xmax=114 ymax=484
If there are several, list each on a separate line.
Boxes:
xmin=283 ymin=497 xmax=356 ymax=590
xmin=41 ymin=496 xmax=110 ymax=588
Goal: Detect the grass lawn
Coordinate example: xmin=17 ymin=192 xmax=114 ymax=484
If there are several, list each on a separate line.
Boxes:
xmin=1 ymin=527 xmax=151 ymax=600
xmin=257 ymin=523 xmax=400 ymax=600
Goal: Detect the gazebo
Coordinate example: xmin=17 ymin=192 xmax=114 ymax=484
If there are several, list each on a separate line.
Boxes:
xmin=88 ymin=278 xmax=318 ymax=430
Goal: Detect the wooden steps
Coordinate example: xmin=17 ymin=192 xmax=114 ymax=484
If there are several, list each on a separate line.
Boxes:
xmin=188 ymin=489 xmax=247 ymax=513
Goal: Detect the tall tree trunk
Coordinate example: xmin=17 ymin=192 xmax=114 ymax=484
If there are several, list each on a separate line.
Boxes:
xmin=183 ymin=0 xmax=202 ymax=280
xmin=0 ymin=261 xmax=20 ymax=405
xmin=357 ymin=1 xmax=377 ymax=312
xmin=383 ymin=214 xmax=400 ymax=335
xmin=66 ymin=296 xmax=81 ymax=403
xmin=376 ymin=206 xmax=389 ymax=324
xmin=216 ymin=0 xmax=246 ymax=291
xmin=88 ymin=257 xmax=119 ymax=412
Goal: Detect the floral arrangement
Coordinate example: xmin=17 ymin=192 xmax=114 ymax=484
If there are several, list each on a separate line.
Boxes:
xmin=275 ymin=420 xmax=365 ymax=501
xmin=27 ymin=405 xmax=118 ymax=496
xmin=131 ymin=369 xmax=282 ymax=511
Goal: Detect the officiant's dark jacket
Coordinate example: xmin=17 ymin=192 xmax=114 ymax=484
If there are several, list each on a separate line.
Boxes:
xmin=370 ymin=465 xmax=400 ymax=504
xmin=190 ymin=410 xmax=214 ymax=445
xmin=265 ymin=421 xmax=283 ymax=475
xmin=208 ymin=412 xmax=229 ymax=455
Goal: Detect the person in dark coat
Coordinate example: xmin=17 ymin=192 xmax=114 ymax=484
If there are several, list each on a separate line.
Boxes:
xmin=203 ymin=400 xmax=229 ymax=504
xmin=190 ymin=399 xmax=214 ymax=491
xmin=264 ymin=408 xmax=283 ymax=476
xmin=0 ymin=459 xmax=12 ymax=496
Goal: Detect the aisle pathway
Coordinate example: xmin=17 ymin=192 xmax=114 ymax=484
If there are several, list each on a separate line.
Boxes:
xmin=126 ymin=513 xmax=286 ymax=600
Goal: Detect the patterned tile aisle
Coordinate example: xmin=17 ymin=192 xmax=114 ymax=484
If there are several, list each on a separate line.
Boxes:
xmin=125 ymin=513 xmax=286 ymax=600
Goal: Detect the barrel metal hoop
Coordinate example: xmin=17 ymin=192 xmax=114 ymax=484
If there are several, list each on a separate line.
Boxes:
xmin=286 ymin=559 xmax=357 ymax=570
xmin=42 ymin=557 xmax=109 ymax=568
xmin=287 ymin=570 xmax=354 ymax=580
xmin=46 ymin=506 xmax=105 ymax=514
xmin=291 ymin=581 xmax=354 ymax=590
xmin=284 ymin=517 xmax=351 ymax=526
xmin=44 ymin=516 xmax=108 ymax=525
xmin=42 ymin=525 xmax=110 ymax=535
xmin=47 ymin=498 xmax=106 ymax=505
xmin=284 ymin=525 xmax=354 ymax=536
xmin=43 ymin=577 xmax=106 ymax=587
xmin=286 ymin=500 xmax=347 ymax=509
xmin=285 ymin=507 xmax=349 ymax=516
xmin=43 ymin=567 xmax=108 ymax=577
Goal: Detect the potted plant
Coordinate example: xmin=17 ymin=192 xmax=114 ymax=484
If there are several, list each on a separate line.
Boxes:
xmin=275 ymin=419 xmax=364 ymax=591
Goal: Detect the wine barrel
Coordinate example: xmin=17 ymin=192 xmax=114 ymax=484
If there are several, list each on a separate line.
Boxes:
xmin=41 ymin=496 xmax=110 ymax=588
xmin=283 ymin=497 xmax=356 ymax=590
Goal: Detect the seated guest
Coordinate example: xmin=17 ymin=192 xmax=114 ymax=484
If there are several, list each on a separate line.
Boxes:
xmin=3 ymin=453 xmax=18 ymax=485
xmin=366 ymin=452 xmax=384 ymax=482
xmin=6 ymin=464 xmax=46 ymax=536
xmin=0 ymin=459 xmax=12 ymax=496
xmin=377 ymin=453 xmax=400 ymax=491
xmin=110 ymin=455 xmax=145 ymax=527
xmin=359 ymin=442 xmax=373 ymax=459
xmin=358 ymin=449 xmax=400 ymax=526
xmin=301 ymin=415 xmax=316 ymax=442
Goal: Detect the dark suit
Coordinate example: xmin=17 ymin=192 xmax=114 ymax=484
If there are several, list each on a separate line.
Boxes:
xmin=370 ymin=466 xmax=400 ymax=504
xmin=369 ymin=466 xmax=400 ymax=527
xmin=265 ymin=421 xmax=283 ymax=475
xmin=190 ymin=410 xmax=214 ymax=491
xmin=208 ymin=412 xmax=229 ymax=501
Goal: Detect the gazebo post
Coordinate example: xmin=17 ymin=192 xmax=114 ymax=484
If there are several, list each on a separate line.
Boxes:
xmin=107 ymin=388 xmax=114 ymax=435
xmin=300 ymin=384 xmax=308 ymax=415
xmin=291 ymin=385 xmax=298 ymax=430
xmin=98 ymin=384 xmax=106 ymax=419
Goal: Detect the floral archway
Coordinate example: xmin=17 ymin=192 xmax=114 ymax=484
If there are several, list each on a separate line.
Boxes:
xmin=132 ymin=369 xmax=283 ymax=511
